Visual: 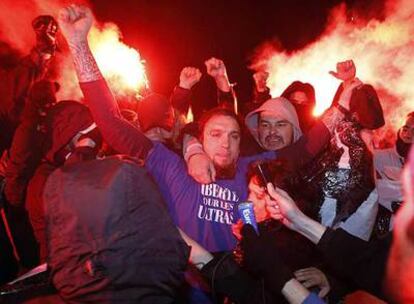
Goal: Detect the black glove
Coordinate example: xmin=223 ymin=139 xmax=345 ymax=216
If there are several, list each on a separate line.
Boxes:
xmin=241 ymin=224 xmax=293 ymax=294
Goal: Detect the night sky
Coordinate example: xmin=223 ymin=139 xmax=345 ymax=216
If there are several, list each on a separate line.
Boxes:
xmin=90 ymin=0 xmax=384 ymax=116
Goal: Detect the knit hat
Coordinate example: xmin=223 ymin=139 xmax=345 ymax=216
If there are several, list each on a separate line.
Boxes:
xmin=137 ymin=93 xmax=174 ymax=132
xmin=45 ymin=101 xmax=95 ymax=165
xmin=332 ymin=84 xmax=385 ymax=130
xmin=245 ymin=97 xmax=303 ymax=147
xmin=281 ymin=81 xmax=316 ymax=106
xmin=281 ymin=81 xmax=316 ymax=131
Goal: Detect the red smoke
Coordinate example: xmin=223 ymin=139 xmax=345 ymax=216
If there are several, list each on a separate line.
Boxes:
xmin=0 ymin=0 xmax=148 ymax=102
xmin=0 ymin=0 xmax=87 ymax=54
xmin=89 ymin=23 xmax=148 ymax=98
xmin=0 ymin=0 xmax=89 ymax=101
xmin=251 ymin=0 xmax=414 ymax=147
xmin=56 ymin=22 xmax=150 ymax=102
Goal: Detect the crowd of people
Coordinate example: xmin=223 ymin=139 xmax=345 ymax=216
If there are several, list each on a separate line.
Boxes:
xmin=0 ymin=4 xmax=413 ymax=304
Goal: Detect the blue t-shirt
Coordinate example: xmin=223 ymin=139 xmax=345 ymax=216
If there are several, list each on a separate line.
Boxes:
xmin=146 ymin=143 xmax=274 ymax=252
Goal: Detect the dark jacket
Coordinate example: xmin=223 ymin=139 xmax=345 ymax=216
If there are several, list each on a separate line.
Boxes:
xmin=317 ymin=228 xmax=391 ymax=301
xmin=25 ymin=162 xmax=57 ymax=262
xmin=45 ymin=156 xmax=190 ymax=303
xmin=0 ymin=52 xmax=50 ymax=154
xmin=202 ymin=227 xmax=391 ymax=303
xmin=3 ymin=81 xmax=56 ymax=206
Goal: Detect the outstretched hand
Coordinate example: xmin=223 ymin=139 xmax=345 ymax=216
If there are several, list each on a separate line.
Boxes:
xmin=58 ymin=4 xmax=94 ymax=43
xmin=265 ymin=183 xmax=303 ymax=230
xmin=265 ymin=183 xmax=327 ymax=244
xmin=329 ymin=60 xmax=356 ymax=82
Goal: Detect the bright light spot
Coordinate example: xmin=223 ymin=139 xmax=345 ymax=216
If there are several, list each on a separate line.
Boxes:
xmin=89 ymin=23 xmax=148 ymax=97
xmin=186 ymin=106 xmax=194 ymax=123
xmin=252 ymin=0 xmax=414 ymax=145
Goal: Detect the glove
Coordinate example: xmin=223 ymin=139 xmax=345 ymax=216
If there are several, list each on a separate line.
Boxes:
xmin=241 ymin=224 xmax=293 ymax=293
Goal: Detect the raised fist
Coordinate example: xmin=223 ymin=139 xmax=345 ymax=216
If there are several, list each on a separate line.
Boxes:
xmin=204 ymin=57 xmax=227 ymax=79
xmin=329 ymin=60 xmax=356 ymax=82
xmin=58 ymin=4 xmax=94 ymax=43
xmin=179 ymin=67 xmax=202 ymax=90
xmin=253 ymin=71 xmax=269 ymax=92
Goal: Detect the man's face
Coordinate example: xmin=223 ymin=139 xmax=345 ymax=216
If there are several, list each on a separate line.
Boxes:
xmin=289 ymin=91 xmax=309 ymax=105
xmin=386 ymin=167 xmax=414 ymax=302
xmin=399 ymin=116 xmax=414 ymax=144
xmin=258 ymin=114 xmax=294 ymax=151
xmin=202 ymin=115 xmax=240 ymax=170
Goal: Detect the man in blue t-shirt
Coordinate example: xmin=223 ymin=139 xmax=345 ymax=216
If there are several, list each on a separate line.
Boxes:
xmin=146 ymin=108 xmax=275 ymax=251
xmin=58 ymin=5 xmax=347 ymax=253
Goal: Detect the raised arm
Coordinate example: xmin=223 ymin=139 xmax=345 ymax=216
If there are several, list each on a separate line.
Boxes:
xmin=253 ymin=71 xmax=271 ymax=105
xmin=277 ymin=60 xmax=362 ymax=170
xmin=58 ymin=5 xmax=153 ymax=158
xmin=170 ymin=67 xmax=202 ymax=114
xmin=183 ymin=60 xmax=363 ymax=182
xmin=204 ymin=57 xmax=235 ymax=108
xmin=276 ymin=106 xmax=341 ymax=170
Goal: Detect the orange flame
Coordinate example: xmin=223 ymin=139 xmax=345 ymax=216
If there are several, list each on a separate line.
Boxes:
xmin=252 ymin=0 xmax=414 ymax=145
xmin=89 ymin=23 xmax=148 ymax=97
xmin=186 ymin=105 xmax=194 ymax=123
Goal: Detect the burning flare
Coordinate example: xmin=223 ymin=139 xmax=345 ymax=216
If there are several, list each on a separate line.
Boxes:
xmin=89 ymin=23 xmax=148 ymax=97
xmin=252 ymin=0 xmax=414 ymax=145
xmin=186 ymin=105 xmax=194 ymax=123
